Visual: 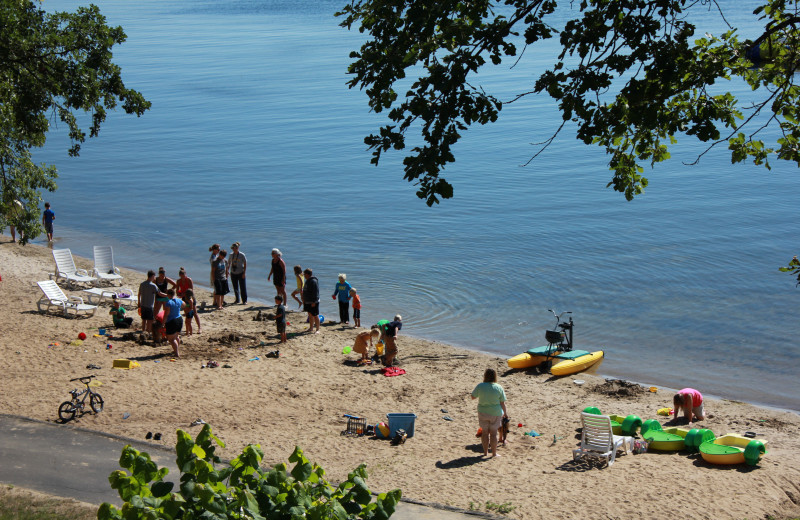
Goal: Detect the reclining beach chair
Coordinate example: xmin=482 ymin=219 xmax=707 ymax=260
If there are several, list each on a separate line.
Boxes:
xmin=92 ymin=245 xmax=123 ymax=285
xmin=52 ymin=248 xmax=97 ymax=288
xmin=573 ymin=412 xmax=633 ymax=467
xmin=81 ymin=286 xmax=137 ymax=307
xmin=37 ymin=280 xmax=97 ymax=317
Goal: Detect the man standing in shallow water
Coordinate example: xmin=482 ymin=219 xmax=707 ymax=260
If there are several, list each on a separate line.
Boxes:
xmin=42 ymin=202 xmax=55 ymax=242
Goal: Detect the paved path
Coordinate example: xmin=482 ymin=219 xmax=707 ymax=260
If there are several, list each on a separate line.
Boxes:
xmin=0 ymin=414 xmax=483 ymax=520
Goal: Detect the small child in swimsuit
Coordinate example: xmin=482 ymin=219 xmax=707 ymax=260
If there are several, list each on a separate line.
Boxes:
xmin=498 ymin=416 xmax=510 ymax=446
xmin=274 ymin=295 xmax=287 ymax=343
xmin=353 ymin=328 xmax=380 ymax=365
xmin=350 ymin=288 xmax=362 ymax=327
xmin=291 ymin=265 xmax=304 ymax=309
xmin=183 ymin=289 xmax=201 ymax=335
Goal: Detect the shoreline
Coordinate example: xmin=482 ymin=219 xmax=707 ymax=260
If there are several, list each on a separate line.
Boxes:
xmin=1 ymin=236 xmax=799 ymax=519
xmin=11 ymin=231 xmax=799 ymax=414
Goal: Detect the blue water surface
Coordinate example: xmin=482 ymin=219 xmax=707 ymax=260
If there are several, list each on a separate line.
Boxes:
xmin=34 ymin=0 xmax=799 ymax=411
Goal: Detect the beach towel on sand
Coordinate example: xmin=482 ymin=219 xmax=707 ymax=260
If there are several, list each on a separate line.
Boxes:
xmin=381 ymin=367 xmax=406 ymax=377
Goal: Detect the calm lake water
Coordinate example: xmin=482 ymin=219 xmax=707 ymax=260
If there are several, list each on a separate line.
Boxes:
xmin=35 ymin=0 xmax=799 ymax=411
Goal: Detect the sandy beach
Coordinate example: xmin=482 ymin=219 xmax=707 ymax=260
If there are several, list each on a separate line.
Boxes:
xmin=1 ymin=236 xmax=799 ymax=519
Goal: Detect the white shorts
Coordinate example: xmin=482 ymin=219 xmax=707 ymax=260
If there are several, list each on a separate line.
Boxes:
xmin=478 ymin=412 xmax=503 ymax=433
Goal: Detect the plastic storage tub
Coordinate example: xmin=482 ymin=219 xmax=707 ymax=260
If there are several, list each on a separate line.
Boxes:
xmin=386 ymin=413 xmax=417 ymax=438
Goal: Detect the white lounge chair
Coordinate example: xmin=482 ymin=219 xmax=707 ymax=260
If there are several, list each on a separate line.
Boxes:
xmin=573 ymin=412 xmax=633 ymax=467
xmin=81 ymin=287 xmax=137 ymax=307
xmin=52 ymin=248 xmax=97 ymax=288
xmin=37 ymin=280 xmax=97 ymax=317
xmin=92 ymin=245 xmax=123 ymax=285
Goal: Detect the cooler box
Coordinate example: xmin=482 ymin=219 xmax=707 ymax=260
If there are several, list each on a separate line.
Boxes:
xmin=386 ymin=413 xmax=417 ymax=438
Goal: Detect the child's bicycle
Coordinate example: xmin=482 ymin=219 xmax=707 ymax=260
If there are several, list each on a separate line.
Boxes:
xmin=58 ymin=375 xmax=104 ymax=422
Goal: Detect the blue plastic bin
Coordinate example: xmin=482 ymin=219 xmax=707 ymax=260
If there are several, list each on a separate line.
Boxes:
xmin=386 ymin=413 xmax=417 ymax=438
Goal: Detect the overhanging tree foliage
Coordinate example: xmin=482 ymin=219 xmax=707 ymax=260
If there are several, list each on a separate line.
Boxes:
xmin=0 ymin=0 xmax=150 ymax=243
xmin=338 ymin=0 xmax=800 ymax=205
xmin=98 ymin=425 xmax=402 ymax=520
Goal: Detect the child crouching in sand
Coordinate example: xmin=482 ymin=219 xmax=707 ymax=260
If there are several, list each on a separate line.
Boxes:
xmin=183 ymin=289 xmax=201 ymax=335
xmin=109 ymin=297 xmax=133 ymax=328
xmin=353 ymin=328 xmax=380 ymax=365
xmin=673 ymin=388 xmax=705 ymax=425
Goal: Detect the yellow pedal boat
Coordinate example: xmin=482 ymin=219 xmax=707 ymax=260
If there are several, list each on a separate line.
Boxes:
xmin=699 ymin=434 xmax=768 ymax=465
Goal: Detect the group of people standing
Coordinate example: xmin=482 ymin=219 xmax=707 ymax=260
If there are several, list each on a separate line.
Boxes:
xmin=128 ymin=242 xmax=403 ymax=363
xmin=205 ymin=243 xmax=357 ymax=336
xmin=208 ymin=243 xmax=288 ymax=311
xmin=136 ymin=267 xmax=200 ymax=357
xmin=208 ymin=242 xmax=249 ymax=309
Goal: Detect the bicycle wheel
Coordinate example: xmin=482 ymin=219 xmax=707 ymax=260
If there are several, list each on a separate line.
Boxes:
xmin=58 ymin=401 xmax=76 ymax=421
xmin=90 ymin=393 xmax=104 ymax=413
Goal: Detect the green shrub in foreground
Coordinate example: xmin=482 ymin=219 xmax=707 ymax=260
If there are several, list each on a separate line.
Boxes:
xmin=98 ymin=424 xmax=401 ymax=519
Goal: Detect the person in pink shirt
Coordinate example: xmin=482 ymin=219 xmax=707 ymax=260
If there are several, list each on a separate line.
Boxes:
xmin=673 ymin=388 xmax=705 ymax=425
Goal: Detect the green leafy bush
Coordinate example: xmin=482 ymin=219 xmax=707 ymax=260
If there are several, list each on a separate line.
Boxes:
xmin=98 ymin=424 xmax=401 ymax=519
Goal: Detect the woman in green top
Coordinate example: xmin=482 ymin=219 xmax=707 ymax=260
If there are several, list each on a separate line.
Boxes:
xmin=471 ymin=368 xmax=507 ymax=458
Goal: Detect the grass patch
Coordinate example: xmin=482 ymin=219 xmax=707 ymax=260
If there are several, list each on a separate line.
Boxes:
xmin=469 ymin=499 xmax=517 ymax=515
xmin=485 ymin=501 xmax=516 ymax=515
xmin=0 ymin=485 xmax=96 ymax=520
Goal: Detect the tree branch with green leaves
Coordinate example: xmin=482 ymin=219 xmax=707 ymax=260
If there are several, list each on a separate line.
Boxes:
xmin=338 ymin=0 xmax=800 ymax=205
xmin=0 ymin=0 xmax=150 ymax=243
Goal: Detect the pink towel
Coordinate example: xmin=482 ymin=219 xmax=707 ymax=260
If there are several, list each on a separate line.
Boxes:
xmin=381 ymin=367 xmax=406 ymax=377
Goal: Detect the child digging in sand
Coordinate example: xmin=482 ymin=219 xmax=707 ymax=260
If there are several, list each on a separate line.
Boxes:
xmin=673 ymin=388 xmax=705 ymax=425
xmin=353 ymin=328 xmax=380 ymax=365
xmin=109 ymin=297 xmax=133 ymax=328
